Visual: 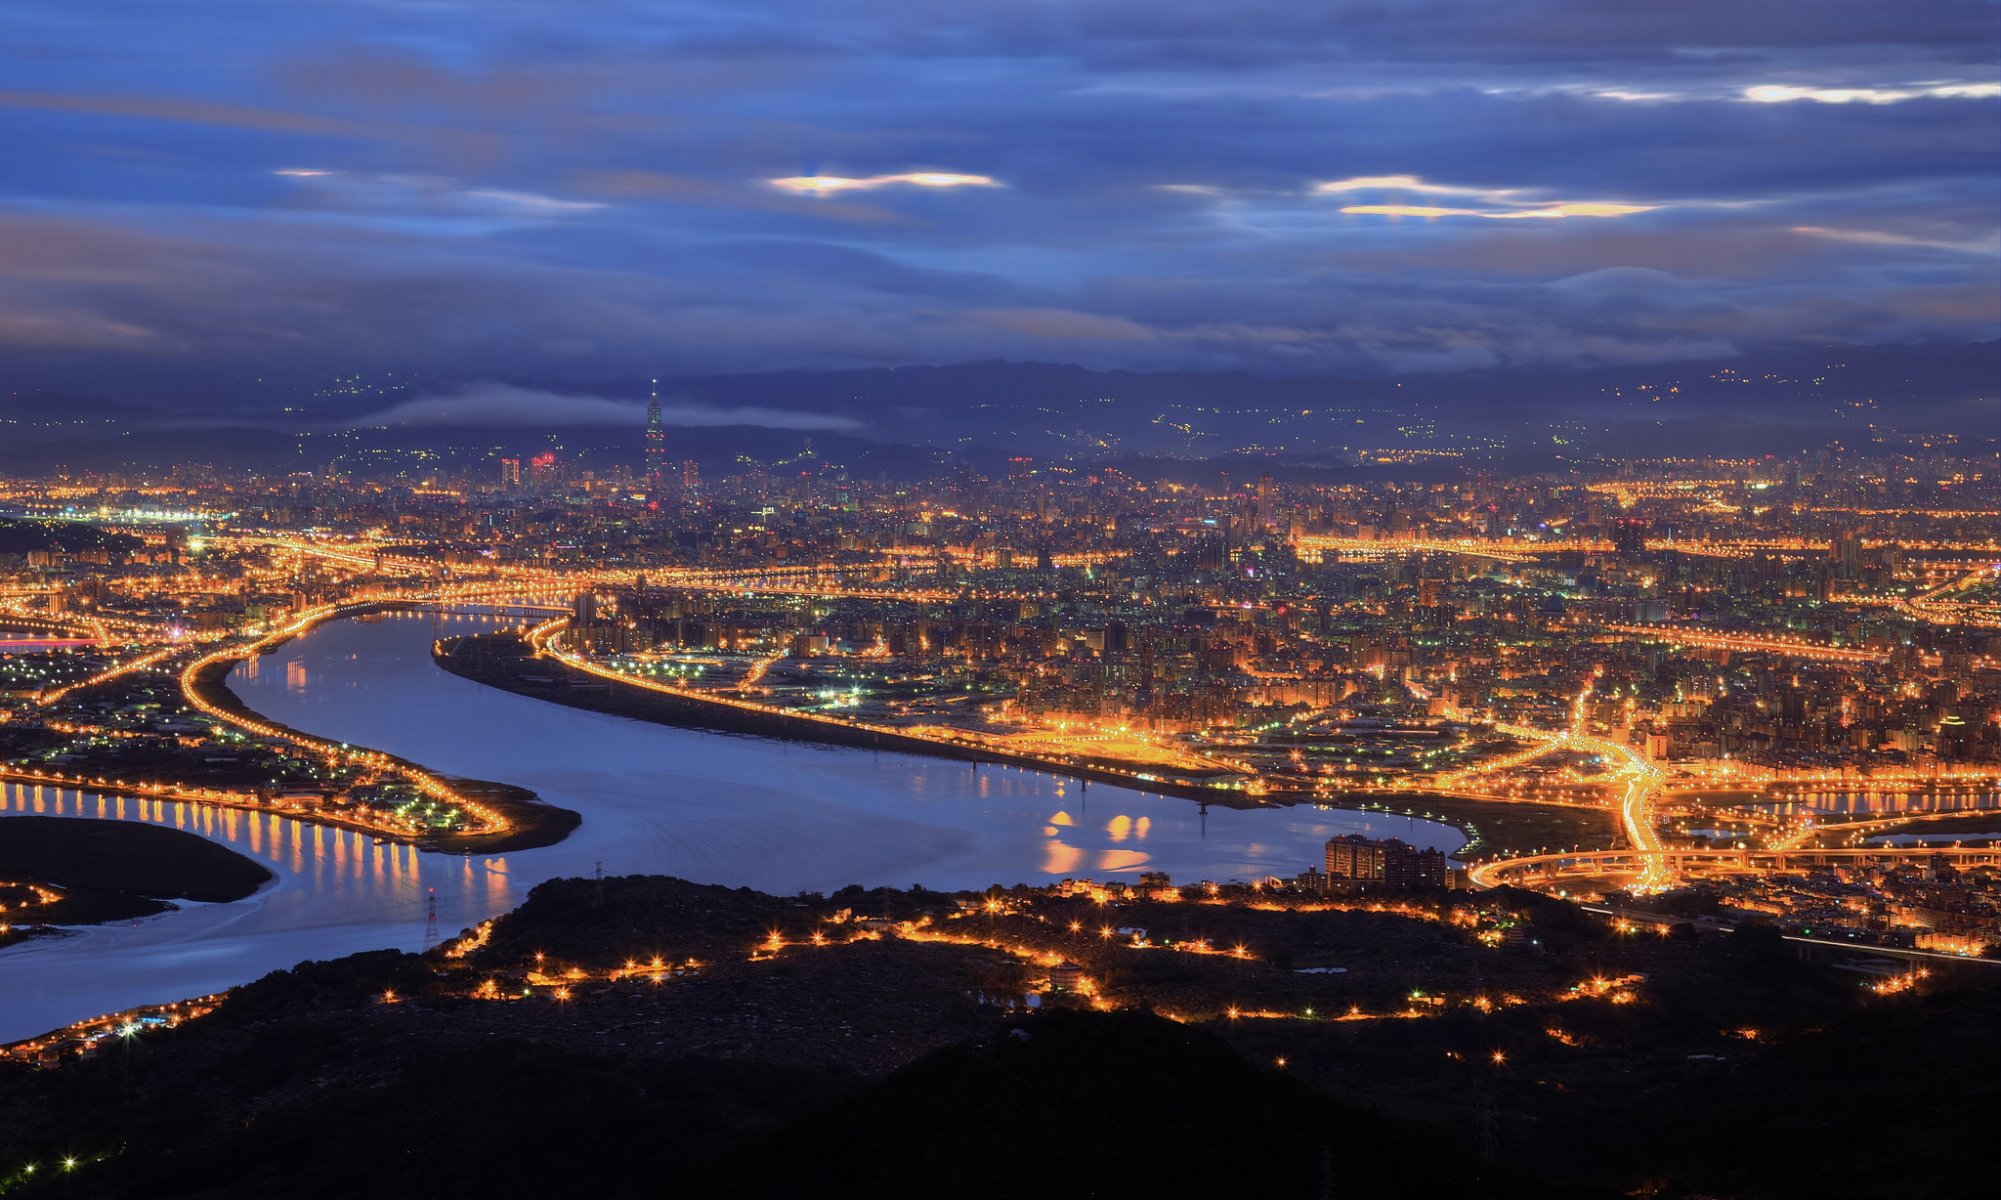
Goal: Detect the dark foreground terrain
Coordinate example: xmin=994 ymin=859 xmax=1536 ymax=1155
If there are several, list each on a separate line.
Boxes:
xmin=0 ymin=816 xmax=270 ymax=946
xmin=2 ymin=875 xmax=1993 ymax=1199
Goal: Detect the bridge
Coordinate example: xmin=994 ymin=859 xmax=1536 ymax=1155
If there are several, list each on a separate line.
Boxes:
xmin=0 ymin=613 xmax=107 ymax=644
xmin=1603 ymin=623 xmax=1891 ymax=664
xmin=1470 ymin=843 xmax=2001 ymax=889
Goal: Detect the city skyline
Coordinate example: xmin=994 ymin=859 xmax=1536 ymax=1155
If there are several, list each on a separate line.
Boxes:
xmin=2 ymin=3 xmax=1998 ymax=1196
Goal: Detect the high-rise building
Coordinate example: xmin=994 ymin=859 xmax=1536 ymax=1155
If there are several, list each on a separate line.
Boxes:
xmin=1325 ymin=834 xmax=1447 ymax=889
xmin=1831 ymin=530 xmax=1864 ymax=579
xmin=528 ymin=451 xmax=559 ymax=493
xmin=1325 ymin=834 xmax=1386 ymax=881
xmin=643 ymin=380 xmax=667 ymax=490
xmin=681 ymin=458 xmax=700 ymax=493
xmin=1613 ymin=517 xmax=1647 ymax=558
xmin=1384 ymin=842 xmax=1448 ymax=888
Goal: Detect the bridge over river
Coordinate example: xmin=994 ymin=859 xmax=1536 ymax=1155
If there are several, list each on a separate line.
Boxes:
xmin=1470 ymin=844 xmax=2001 ymax=889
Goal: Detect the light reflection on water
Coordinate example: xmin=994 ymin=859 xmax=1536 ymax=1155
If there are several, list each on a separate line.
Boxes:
xmin=0 ymin=605 xmax=1461 ymax=1040
xmin=1751 ymin=790 xmax=2001 ymax=817
xmin=0 ymin=780 xmax=515 ymax=1042
xmin=0 ymin=783 xmax=448 ymax=892
xmin=229 ymin=608 xmax=1462 ymax=892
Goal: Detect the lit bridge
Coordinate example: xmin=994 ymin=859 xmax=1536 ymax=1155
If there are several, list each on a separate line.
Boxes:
xmin=1469 ymin=844 xmax=2001 ymax=890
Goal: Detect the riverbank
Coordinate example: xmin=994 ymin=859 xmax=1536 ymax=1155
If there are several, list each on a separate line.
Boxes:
xmin=187 ymin=655 xmax=578 ymax=854
xmin=436 ymin=631 xmax=1280 ymax=811
xmin=435 ymin=631 xmax=1604 ymax=860
xmin=0 ymin=816 xmax=272 ymax=947
xmin=1394 ymin=793 xmax=1617 ymax=860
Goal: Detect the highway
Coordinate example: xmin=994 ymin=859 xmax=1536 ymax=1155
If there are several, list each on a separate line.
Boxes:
xmin=1470 ymin=843 xmax=2001 ymax=889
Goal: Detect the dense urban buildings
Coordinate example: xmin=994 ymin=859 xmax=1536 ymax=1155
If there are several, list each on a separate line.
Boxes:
xmin=4 ymin=410 xmax=1996 ymax=943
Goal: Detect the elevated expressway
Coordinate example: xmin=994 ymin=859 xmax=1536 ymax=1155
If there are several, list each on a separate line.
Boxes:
xmin=1906 ymin=562 xmax=2001 ymax=630
xmin=1470 ymin=844 xmax=2001 ymax=890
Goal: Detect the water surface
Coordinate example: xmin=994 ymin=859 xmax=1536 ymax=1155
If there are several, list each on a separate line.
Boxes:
xmin=1 ymin=607 xmax=1460 ymax=1040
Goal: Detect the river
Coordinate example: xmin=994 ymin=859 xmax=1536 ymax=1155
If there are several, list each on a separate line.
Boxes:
xmin=1 ymin=607 xmax=1460 ymax=1041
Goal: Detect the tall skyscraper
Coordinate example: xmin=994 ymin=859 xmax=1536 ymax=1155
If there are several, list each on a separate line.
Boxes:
xmin=1613 ymin=517 xmax=1647 ymax=558
xmin=643 ymin=379 xmax=667 ymax=490
xmin=1831 ymin=529 xmax=1864 ymax=579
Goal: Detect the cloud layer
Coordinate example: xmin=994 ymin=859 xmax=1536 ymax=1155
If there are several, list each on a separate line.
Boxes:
xmin=349 ymin=384 xmax=861 ymax=431
xmin=0 ymin=0 xmax=1994 ymax=400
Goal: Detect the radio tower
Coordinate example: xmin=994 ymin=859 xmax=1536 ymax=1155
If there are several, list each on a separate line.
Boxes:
xmin=643 ymin=379 xmax=667 ymax=492
xmin=423 ymin=887 xmax=439 ymax=948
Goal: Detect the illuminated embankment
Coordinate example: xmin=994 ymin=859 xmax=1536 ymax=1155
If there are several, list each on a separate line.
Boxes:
xmin=0 ymin=767 xmax=478 ymax=849
xmin=433 ymin=618 xmax=1265 ymax=807
xmin=179 ymin=594 xmax=578 ymax=851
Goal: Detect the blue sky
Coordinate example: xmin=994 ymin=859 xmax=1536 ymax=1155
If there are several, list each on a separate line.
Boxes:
xmin=1 ymin=0 xmax=1996 ymax=398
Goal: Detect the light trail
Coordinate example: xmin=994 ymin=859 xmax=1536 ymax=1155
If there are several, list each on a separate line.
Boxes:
xmin=1484 ymin=691 xmax=1676 ymax=892
xmin=1606 ymin=623 xmax=1891 ymax=664
xmin=1474 ymin=844 xmax=2001 ymax=889
xmin=33 ymin=644 xmax=180 ymax=706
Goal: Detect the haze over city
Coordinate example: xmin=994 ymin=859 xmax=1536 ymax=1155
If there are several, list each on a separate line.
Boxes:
xmin=1 ymin=3 xmax=1997 ymax=1198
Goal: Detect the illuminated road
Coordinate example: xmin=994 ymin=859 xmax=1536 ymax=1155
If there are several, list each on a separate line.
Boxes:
xmin=1907 ymin=562 xmax=2001 ymax=629
xmin=1470 ymin=843 xmax=2001 ymax=890
xmin=1488 ymin=705 xmax=1675 ymax=892
xmin=1604 ymin=624 xmax=1891 ymax=664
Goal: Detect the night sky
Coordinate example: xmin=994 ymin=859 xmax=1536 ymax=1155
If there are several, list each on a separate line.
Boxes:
xmin=2 ymin=1 xmax=1996 ymax=398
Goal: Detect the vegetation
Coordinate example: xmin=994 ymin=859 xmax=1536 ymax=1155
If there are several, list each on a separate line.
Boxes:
xmin=3 ymin=874 xmax=1995 ymax=1198
xmin=0 ymin=519 xmax=142 ymax=557
xmin=0 ymin=816 xmax=269 ymax=940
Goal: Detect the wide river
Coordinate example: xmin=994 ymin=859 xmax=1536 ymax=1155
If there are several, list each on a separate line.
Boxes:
xmin=2 ymin=608 xmax=1460 ymax=1040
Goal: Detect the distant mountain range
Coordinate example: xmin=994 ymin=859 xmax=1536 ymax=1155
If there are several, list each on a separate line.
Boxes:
xmin=2 ymin=340 xmax=1992 ymax=477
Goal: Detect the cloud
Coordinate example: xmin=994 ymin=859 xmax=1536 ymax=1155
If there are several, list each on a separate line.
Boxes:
xmin=970 ymin=307 xmax=1157 ymax=340
xmin=459 ymin=189 xmax=604 ymax=218
xmin=1338 ymin=202 xmax=1654 ymax=220
xmin=575 ymin=169 xmax=908 ymax=225
xmin=1745 ymin=82 xmax=2001 ymax=104
xmin=0 ymin=88 xmax=359 ymax=135
xmin=273 ymin=170 xmax=604 ymax=220
xmin=0 ymin=0 xmax=1991 ymax=392
xmin=346 ymin=384 xmax=863 ymax=430
xmin=1792 ymin=225 xmax=2001 ymax=253
xmin=0 ymin=306 xmax=162 ymax=348
xmin=1312 ymin=176 xmax=1522 ymax=199
xmin=1310 ymin=176 xmax=1655 ymax=219
xmin=768 ymin=172 xmax=1002 ymax=194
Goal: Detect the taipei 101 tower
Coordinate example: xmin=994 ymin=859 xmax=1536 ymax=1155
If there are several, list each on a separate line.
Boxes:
xmin=642 ymin=379 xmax=667 ymax=491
